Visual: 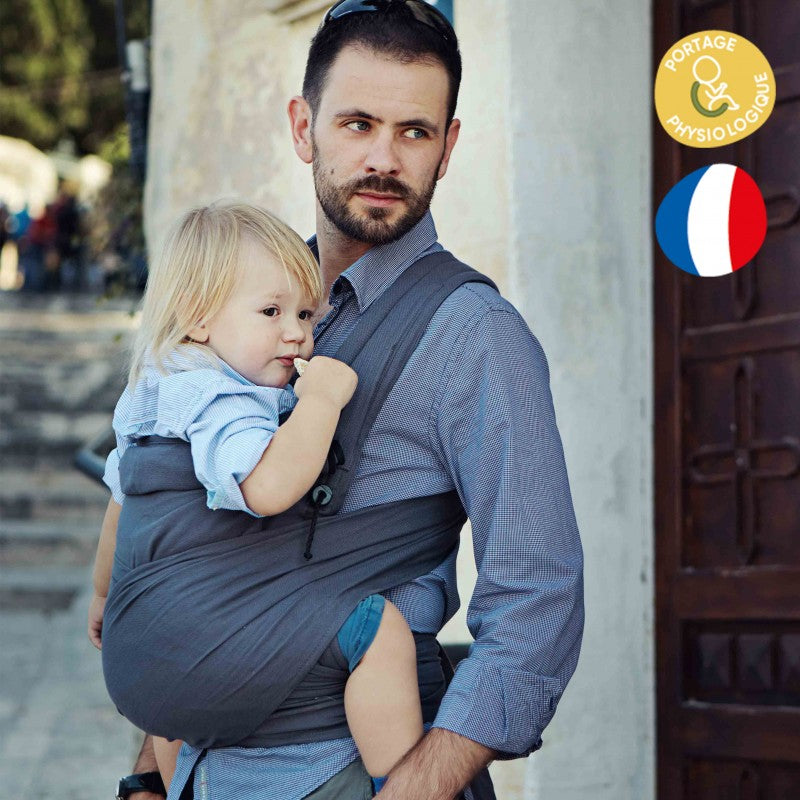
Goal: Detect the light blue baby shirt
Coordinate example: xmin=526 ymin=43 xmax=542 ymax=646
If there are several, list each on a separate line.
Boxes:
xmin=103 ymin=351 xmax=296 ymax=515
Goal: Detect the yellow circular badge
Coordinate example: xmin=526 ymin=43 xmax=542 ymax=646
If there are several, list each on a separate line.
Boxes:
xmin=655 ymin=30 xmax=775 ymax=148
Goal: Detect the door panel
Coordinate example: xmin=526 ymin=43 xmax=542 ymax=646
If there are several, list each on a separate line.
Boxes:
xmin=654 ymin=1 xmax=800 ymax=798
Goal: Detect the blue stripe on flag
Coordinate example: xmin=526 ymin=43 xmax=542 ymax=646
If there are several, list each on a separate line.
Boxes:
xmin=655 ymin=165 xmax=710 ymax=276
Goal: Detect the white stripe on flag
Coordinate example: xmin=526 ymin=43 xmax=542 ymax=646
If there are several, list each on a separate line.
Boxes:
xmin=687 ymin=164 xmax=736 ymax=277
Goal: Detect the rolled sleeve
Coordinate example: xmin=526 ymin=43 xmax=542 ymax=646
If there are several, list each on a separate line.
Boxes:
xmin=433 ymin=660 xmax=561 ymax=756
xmin=184 ymin=388 xmax=283 ymax=515
xmin=102 ymin=446 xmax=126 ymax=505
xmin=431 ymin=304 xmax=584 ymax=756
xmin=105 ymin=390 xmax=132 ymax=504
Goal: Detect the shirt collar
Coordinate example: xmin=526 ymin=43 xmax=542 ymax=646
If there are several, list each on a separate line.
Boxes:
xmin=307 ymin=211 xmax=439 ymax=314
xmin=154 ymin=347 xmax=295 ymax=396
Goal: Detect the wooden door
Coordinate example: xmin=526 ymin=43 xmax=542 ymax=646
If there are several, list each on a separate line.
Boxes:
xmin=654 ymin=2 xmax=800 ymax=798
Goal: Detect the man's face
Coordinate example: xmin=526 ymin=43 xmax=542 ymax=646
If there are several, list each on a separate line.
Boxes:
xmin=305 ymin=45 xmax=458 ymax=245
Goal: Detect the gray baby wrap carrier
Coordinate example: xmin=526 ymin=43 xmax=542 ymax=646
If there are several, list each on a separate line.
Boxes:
xmin=102 ymin=252 xmax=498 ymax=797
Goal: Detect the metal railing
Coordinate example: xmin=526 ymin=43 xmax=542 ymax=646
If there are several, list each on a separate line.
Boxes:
xmin=73 ymin=428 xmax=116 ymax=485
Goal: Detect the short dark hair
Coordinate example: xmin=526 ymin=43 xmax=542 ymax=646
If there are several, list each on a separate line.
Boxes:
xmin=302 ymin=6 xmax=462 ymax=128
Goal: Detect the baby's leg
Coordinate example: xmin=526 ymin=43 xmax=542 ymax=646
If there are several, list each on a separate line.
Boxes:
xmin=152 ymin=736 xmax=182 ymax=792
xmin=344 ymin=599 xmax=423 ymax=778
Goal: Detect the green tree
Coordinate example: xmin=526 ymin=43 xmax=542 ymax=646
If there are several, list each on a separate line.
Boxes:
xmin=0 ymin=0 xmax=148 ymax=155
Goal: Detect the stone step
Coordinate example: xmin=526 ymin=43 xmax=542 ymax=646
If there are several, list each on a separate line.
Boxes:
xmin=0 ymin=468 xmax=109 ymax=522
xmin=0 ymin=519 xmax=99 ymax=569
xmin=0 ymin=373 xmax=125 ymax=418
xmin=0 ymin=291 xmax=138 ymax=315
xmin=0 ymin=358 xmax=127 ymax=411
xmin=0 ymin=332 xmax=128 ymax=350
xmin=0 ymin=411 xmax=112 ymax=467
xmin=0 ymin=566 xmax=90 ymax=613
xmin=0 ymin=326 xmax=133 ymax=344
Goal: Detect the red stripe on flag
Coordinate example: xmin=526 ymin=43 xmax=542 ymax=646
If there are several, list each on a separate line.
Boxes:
xmin=728 ymin=168 xmax=767 ymax=271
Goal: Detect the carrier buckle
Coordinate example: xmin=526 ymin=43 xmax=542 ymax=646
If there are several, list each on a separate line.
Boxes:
xmin=311 ymin=484 xmax=333 ymax=506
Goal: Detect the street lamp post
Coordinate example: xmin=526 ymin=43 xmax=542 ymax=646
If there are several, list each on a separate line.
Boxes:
xmin=114 ymin=0 xmax=150 ymax=183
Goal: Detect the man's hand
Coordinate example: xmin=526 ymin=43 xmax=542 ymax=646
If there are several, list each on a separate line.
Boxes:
xmin=88 ymin=593 xmax=106 ymax=649
xmin=377 ymin=728 xmax=496 ymax=800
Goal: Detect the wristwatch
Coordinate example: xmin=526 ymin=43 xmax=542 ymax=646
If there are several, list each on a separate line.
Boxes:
xmin=116 ymin=771 xmax=167 ymax=799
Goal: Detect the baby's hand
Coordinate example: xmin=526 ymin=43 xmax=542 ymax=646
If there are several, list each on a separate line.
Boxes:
xmin=88 ymin=593 xmax=106 ymax=650
xmin=294 ymin=356 xmax=358 ymax=410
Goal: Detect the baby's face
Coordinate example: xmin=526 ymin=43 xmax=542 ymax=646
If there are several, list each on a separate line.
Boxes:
xmin=199 ymin=238 xmax=316 ymax=387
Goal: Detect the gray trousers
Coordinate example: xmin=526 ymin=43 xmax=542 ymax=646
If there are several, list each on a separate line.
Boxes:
xmin=303 ymin=759 xmax=373 ymax=799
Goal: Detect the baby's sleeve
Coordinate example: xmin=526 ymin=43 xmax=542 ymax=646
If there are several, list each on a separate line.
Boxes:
xmin=102 ymin=444 xmax=126 ymax=505
xmin=182 ymin=383 xmax=285 ymax=516
xmin=102 ymin=389 xmax=132 ymax=505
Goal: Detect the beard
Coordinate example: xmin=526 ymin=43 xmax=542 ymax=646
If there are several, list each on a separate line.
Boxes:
xmin=312 ymin=138 xmax=441 ymax=246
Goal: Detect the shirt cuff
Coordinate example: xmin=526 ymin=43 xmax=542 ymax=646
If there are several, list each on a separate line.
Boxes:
xmin=203 ymin=428 xmax=275 ymax=516
xmin=102 ymin=448 xmax=126 ymax=505
xmin=432 ymin=656 xmax=562 ymax=757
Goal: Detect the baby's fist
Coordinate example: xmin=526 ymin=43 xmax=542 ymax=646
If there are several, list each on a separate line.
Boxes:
xmin=294 ymin=356 xmax=357 ymax=409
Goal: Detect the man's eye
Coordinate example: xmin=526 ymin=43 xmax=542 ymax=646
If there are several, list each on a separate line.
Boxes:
xmin=403 ymin=128 xmax=426 ymax=139
xmin=346 ymin=121 xmax=370 ymax=132
xmin=262 ymin=307 xmax=278 ymax=317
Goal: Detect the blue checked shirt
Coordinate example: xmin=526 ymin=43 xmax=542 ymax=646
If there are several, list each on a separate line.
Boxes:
xmin=163 ymin=212 xmax=583 ymax=799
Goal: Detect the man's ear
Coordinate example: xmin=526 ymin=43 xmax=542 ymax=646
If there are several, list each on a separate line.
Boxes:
xmin=288 ymin=95 xmax=313 ymax=165
xmin=186 ymin=322 xmax=209 ymax=344
xmin=437 ymin=117 xmax=461 ymax=180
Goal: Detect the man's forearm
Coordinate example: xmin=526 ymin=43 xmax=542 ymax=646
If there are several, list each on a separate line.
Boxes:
xmin=133 ymin=733 xmax=160 ymax=772
xmin=379 ymin=728 xmax=496 ymax=800
xmin=126 ymin=734 xmax=167 ymax=799
xmin=92 ymin=498 xmax=121 ymax=596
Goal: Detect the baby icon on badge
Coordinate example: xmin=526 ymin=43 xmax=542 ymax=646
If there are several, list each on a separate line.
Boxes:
xmin=691 ymin=56 xmax=740 ymax=117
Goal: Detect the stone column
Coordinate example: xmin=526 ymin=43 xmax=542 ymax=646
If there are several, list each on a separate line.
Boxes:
xmin=505 ymin=2 xmax=655 ymax=798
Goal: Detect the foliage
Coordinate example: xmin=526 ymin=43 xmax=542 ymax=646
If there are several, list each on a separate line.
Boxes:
xmin=0 ymin=0 xmax=149 ymax=156
xmin=0 ymin=0 xmax=151 ymax=292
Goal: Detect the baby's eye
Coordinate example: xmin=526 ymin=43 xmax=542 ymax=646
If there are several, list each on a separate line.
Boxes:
xmin=299 ymin=310 xmax=314 ymax=320
xmin=262 ymin=307 xmax=279 ymax=317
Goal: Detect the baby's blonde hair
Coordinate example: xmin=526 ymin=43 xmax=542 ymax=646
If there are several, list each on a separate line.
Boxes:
xmin=129 ymin=202 xmax=323 ymax=385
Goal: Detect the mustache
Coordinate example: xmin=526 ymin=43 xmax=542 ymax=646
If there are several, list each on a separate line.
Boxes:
xmin=346 ymin=175 xmax=411 ymax=199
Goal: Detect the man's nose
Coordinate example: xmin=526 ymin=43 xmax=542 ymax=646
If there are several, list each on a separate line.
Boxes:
xmin=364 ymin=131 xmax=400 ymax=175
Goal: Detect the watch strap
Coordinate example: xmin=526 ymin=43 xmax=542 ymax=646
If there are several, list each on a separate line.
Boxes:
xmin=117 ymin=771 xmax=167 ymax=798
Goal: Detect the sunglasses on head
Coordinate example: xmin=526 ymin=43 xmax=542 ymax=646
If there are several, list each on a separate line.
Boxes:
xmin=322 ymin=0 xmax=455 ymax=45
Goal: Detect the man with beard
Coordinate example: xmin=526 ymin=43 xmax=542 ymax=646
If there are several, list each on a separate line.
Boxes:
xmin=111 ymin=2 xmax=583 ymax=799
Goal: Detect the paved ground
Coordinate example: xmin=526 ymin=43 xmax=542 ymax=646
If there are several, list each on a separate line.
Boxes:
xmin=0 ymin=591 xmax=143 ymax=798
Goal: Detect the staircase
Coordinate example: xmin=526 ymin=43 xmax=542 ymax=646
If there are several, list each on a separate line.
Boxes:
xmin=0 ymin=291 xmax=142 ymax=797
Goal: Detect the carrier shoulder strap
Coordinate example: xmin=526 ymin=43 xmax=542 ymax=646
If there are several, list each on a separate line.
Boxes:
xmin=311 ymin=250 xmax=498 ymax=515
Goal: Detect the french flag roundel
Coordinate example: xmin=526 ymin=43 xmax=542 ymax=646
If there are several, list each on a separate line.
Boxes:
xmin=655 ymin=164 xmax=767 ymax=277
